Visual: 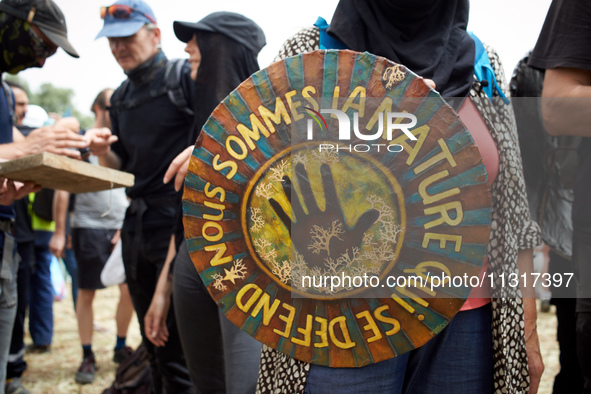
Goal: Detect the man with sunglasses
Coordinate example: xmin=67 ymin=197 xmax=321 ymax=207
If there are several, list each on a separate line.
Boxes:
xmin=0 ymin=0 xmax=85 ymax=393
xmin=91 ymin=1 xmax=195 ymax=392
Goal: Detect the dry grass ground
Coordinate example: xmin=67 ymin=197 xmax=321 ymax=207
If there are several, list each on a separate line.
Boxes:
xmin=21 ymin=284 xmax=142 ymax=394
xmin=20 ymin=285 xmax=561 ymax=394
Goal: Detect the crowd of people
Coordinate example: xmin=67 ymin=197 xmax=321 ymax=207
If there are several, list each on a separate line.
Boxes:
xmin=0 ymin=0 xmax=589 ymax=393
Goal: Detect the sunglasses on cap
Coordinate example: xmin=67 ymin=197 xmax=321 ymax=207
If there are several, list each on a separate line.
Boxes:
xmin=100 ymin=5 xmax=156 ymax=25
xmin=29 ymin=28 xmax=57 ymax=60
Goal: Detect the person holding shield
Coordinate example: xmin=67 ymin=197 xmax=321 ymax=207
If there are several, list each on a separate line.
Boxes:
xmin=255 ymin=1 xmax=544 ymax=393
xmin=143 ymin=12 xmax=266 ymax=394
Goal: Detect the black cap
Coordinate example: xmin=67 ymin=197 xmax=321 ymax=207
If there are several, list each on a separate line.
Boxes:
xmin=174 ymin=12 xmax=266 ymax=55
xmin=0 ymin=0 xmax=79 ymax=58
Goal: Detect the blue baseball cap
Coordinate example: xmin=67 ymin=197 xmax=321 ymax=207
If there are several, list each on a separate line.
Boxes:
xmin=95 ymin=0 xmax=157 ymax=39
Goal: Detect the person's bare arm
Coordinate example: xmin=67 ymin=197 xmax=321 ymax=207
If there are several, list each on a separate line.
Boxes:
xmin=542 ymin=67 xmax=591 ymax=136
xmin=163 ymin=145 xmax=193 ymax=191
xmin=49 ymin=190 xmax=69 ymax=258
xmin=84 ymin=128 xmax=121 ymax=170
xmin=12 ymin=126 xmax=25 ymax=142
xmin=145 ymin=235 xmax=176 ymax=346
xmin=517 ymin=248 xmax=544 ymax=394
xmin=96 ymin=150 xmax=122 ymax=170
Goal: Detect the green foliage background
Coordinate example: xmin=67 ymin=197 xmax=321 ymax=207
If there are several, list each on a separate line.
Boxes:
xmin=4 ymin=75 xmax=94 ymax=129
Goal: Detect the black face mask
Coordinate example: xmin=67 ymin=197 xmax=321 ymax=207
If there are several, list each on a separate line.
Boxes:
xmin=0 ymin=12 xmax=42 ymax=74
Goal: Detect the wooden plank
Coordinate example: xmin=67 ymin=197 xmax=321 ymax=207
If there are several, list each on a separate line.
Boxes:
xmin=0 ymin=152 xmax=134 ymax=193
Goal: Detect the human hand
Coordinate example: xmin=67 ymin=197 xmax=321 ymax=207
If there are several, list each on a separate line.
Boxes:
xmin=84 ymin=127 xmax=118 ymax=157
xmin=54 ymin=116 xmax=80 ymax=132
xmin=111 ymin=230 xmax=121 ymax=250
xmin=0 ymin=179 xmax=40 ymax=205
xmin=163 ymin=145 xmax=193 ymax=191
xmin=523 ymin=298 xmax=544 ymax=394
xmin=49 ymin=232 xmax=65 ymax=258
xmin=269 ymin=163 xmax=379 ymax=269
xmin=144 ymin=291 xmax=170 ymax=347
xmin=25 ymin=125 xmax=88 ymax=159
xmin=424 ymin=79 xmax=436 ymax=90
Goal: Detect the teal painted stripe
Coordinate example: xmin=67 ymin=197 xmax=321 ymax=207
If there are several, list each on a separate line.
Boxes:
xmin=407 ymin=302 xmax=449 ymax=334
xmin=376 ymin=288 xmax=451 ymax=334
xmin=182 ymin=200 xmax=237 ymax=220
xmin=251 ymin=70 xmax=291 ymax=145
xmin=365 ymin=298 xmax=415 ymax=356
xmin=446 ymin=125 xmax=475 ymax=151
xmin=412 ymin=97 xmax=444 ymax=127
xmin=411 ymin=207 xmax=492 ymax=227
xmin=405 ymin=164 xmax=488 ymax=204
xmin=339 ymin=301 xmax=373 ymax=367
xmin=321 ymin=51 xmax=340 ymax=139
xmin=391 ymin=261 xmax=469 ymax=299
xmin=354 ymin=298 xmax=396 ymax=356
xmin=401 ymin=129 xmax=474 ymax=183
xmin=191 ymin=145 xmax=249 ymax=185
xmin=284 ymin=54 xmax=305 ymax=91
xmin=203 ymin=117 xmax=229 ymax=141
xmin=388 ymin=267 xmax=473 ymax=299
xmin=225 ymin=90 xmax=275 ymax=160
xmin=218 ymin=270 xmax=261 ymax=314
xmin=200 ymin=252 xmax=249 ymax=287
xmin=405 ymin=240 xmax=487 ymax=267
xmin=183 ymin=172 xmax=241 ymax=205
xmin=251 ymin=70 xmax=276 ymax=106
xmin=322 ymin=51 xmax=339 ymax=98
xmin=349 ymin=52 xmax=375 ymax=93
xmin=186 ymin=231 xmax=243 ymax=254
xmin=276 ymin=298 xmax=301 ymax=359
xmin=241 ymin=282 xmax=280 ymax=337
xmin=202 ymin=116 xmax=262 ymax=172
xmin=310 ymin=301 xmax=330 ymax=365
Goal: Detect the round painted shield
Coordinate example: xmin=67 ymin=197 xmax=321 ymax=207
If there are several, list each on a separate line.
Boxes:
xmin=183 ymin=50 xmax=492 ymax=367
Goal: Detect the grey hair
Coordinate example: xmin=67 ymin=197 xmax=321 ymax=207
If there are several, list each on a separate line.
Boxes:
xmin=143 ymin=23 xmax=161 ymax=48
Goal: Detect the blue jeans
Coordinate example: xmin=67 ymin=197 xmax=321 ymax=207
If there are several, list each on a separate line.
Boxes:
xmin=306 ymin=304 xmax=493 ymax=394
xmin=62 ymin=247 xmax=78 ymax=309
xmin=28 ymin=230 xmax=54 ymax=346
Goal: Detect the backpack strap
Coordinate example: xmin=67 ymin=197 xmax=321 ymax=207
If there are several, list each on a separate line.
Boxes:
xmin=469 ymin=32 xmax=509 ymax=104
xmin=109 ymin=79 xmax=130 ymax=115
xmin=164 ymin=58 xmax=194 ymax=119
xmin=111 ymin=80 xmax=168 ymax=113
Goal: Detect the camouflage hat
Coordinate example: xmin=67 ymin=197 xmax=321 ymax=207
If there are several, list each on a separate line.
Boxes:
xmin=0 ymin=0 xmax=79 ymax=58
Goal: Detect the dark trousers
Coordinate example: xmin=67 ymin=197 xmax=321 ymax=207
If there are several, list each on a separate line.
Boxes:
xmin=121 ymin=225 xmax=194 ymax=394
xmin=173 ymin=241 xmax=262 ymax=394
xmin=6 ymin=241 xmax=33 ymax=379
xmin=549 ymin=250 xmax=583 ymax=393
xmin=578 ymin=311 xmax=591 ymax=394
xmin=574 ymin=232 xmax=591 ymax=394
xmin=63 ymin=247 xmax=78 ymax=309
xmin=173 ymin=242 xmax=225 ymax=393
xmin=551 ymin=298 xmax=583 ymax=393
